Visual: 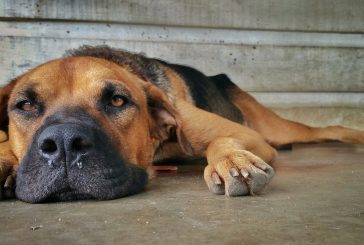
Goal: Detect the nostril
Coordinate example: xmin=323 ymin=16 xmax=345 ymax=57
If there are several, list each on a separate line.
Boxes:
xmin=71 ymin=137 xmax=92 ymax=154
xmin=40 ymin=139 xmax=58 ymax=155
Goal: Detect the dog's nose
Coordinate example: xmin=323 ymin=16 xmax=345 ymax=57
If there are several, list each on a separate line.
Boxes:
xmin=38 ymin=124 xmax=93 ymax=165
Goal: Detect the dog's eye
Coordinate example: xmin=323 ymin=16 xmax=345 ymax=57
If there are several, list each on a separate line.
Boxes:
xmin=17 ymin=100 xmax=38 ymax=111
xmin=110 ymin=95 xmax=126 ymax=107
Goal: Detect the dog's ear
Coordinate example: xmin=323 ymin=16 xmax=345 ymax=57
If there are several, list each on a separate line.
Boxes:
xmin=0 ymin=79 xmax=17 ymax=134
xmin=145 ymin=83 xmax=193 ymax=156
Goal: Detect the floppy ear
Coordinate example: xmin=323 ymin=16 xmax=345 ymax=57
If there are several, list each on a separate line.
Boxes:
xmin=145 ymin=83 xmax=193 ymax=156
xmin=0 ymin=79 xmax=17 ymax=134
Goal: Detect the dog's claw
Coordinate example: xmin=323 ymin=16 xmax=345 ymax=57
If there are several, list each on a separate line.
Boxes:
xmin=4 ymin=175 xmax=14 ymax=188
xmin=254 ymin=162 xmax=267 ymax=171
xmin=229 ymin=168 xmax=240 ymax=177
xmin=212 ymin=172 xmax=222 ymax=185
xmin=240 ymin=169 xmax=249 ymax=178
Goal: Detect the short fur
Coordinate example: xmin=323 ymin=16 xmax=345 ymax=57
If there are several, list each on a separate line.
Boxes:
xmin=0 ymin=45 xmax=363 ymax=203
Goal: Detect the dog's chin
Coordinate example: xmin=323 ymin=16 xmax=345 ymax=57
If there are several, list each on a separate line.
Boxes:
xmin=44 ymin=187 xmax=95 ymax=202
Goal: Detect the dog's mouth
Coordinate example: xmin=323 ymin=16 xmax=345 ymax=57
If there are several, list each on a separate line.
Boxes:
xmin=15 ymin=148 xmax=148 ymax=203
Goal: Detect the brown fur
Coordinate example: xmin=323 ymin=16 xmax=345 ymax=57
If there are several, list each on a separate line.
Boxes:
xmin=1 ymin=46 xmax=363 ymax=199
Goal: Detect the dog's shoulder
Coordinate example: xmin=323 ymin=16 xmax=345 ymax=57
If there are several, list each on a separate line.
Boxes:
xmin=158 ymin=61 xmax=244 ymax=124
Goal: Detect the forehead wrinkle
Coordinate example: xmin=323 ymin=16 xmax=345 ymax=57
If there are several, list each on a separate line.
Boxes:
xmin=59 ymin=57 xmax=79 ymax=96
xmin=57 ymin=56 xmax=145 ymax=87
xmin=69 ymin=59 xmax=121 ymax=90
xmin=78 ymin=57 xmax=145 ymax=85
xmin=15 ymin=82 xmax=39 ymax=95
xmin=69 ymin=60 xmax=140 ymax=103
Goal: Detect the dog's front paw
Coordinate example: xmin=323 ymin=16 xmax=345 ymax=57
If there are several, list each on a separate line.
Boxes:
xmin=0 ymin=142 xmax=18 ymax=200
xmin=0 ymin=173 xmax=15 ymax=200
xmin=204 ymin=150 xmax=274 ymax=196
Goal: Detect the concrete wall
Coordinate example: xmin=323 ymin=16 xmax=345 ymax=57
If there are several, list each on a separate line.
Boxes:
xmin=0 ymin=0 xmax=363 ymax=129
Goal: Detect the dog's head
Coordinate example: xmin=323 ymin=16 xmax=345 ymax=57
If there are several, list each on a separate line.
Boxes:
xmin=0 ymin=46 xmax=191 ymax=203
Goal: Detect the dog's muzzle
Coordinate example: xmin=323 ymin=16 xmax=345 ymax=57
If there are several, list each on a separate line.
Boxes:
xmin=15 ymin=112 xmax=148 ymax=203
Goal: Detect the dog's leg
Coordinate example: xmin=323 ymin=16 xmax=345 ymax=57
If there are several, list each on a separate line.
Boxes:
xmin=0 ymin=131 xmax=7 ymax=143
xmin=0 ymin=141 xmax=18 ymax=199
xmin=230 ymin=88 xmax=364 ymax=148
xmin=175 ymin=100 xmax=277 ymax=196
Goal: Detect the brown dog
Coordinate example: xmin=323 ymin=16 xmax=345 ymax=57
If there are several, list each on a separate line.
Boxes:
xmin=0 ymin=46 xmax=363 ymax=203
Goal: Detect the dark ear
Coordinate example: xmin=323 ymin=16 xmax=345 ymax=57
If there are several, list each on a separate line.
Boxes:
xmin=0 ymin=79 xmax=17 ymax=133
xmin=145 ymin=83 xmax=193 ymax=156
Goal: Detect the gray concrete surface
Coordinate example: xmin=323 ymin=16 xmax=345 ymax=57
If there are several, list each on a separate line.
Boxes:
xmin=2 ymin=0 xmax=364 ymax=32
xmin=0 ymin=143 xmax=363 ymax=244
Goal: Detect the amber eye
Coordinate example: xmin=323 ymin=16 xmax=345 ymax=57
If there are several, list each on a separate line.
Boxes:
xmin=17 ymin=100 xmax=38 ymax=111
xmin=110 ymin=95 xmax=126 ymax=107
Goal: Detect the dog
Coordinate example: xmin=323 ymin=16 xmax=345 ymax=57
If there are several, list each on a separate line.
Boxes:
xmin=0 ymin=46 xmax=363 ymax=203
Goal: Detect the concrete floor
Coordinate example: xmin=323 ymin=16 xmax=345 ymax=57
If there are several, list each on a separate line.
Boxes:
xmin=0 ymin=143 xmax=363 ymax=244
